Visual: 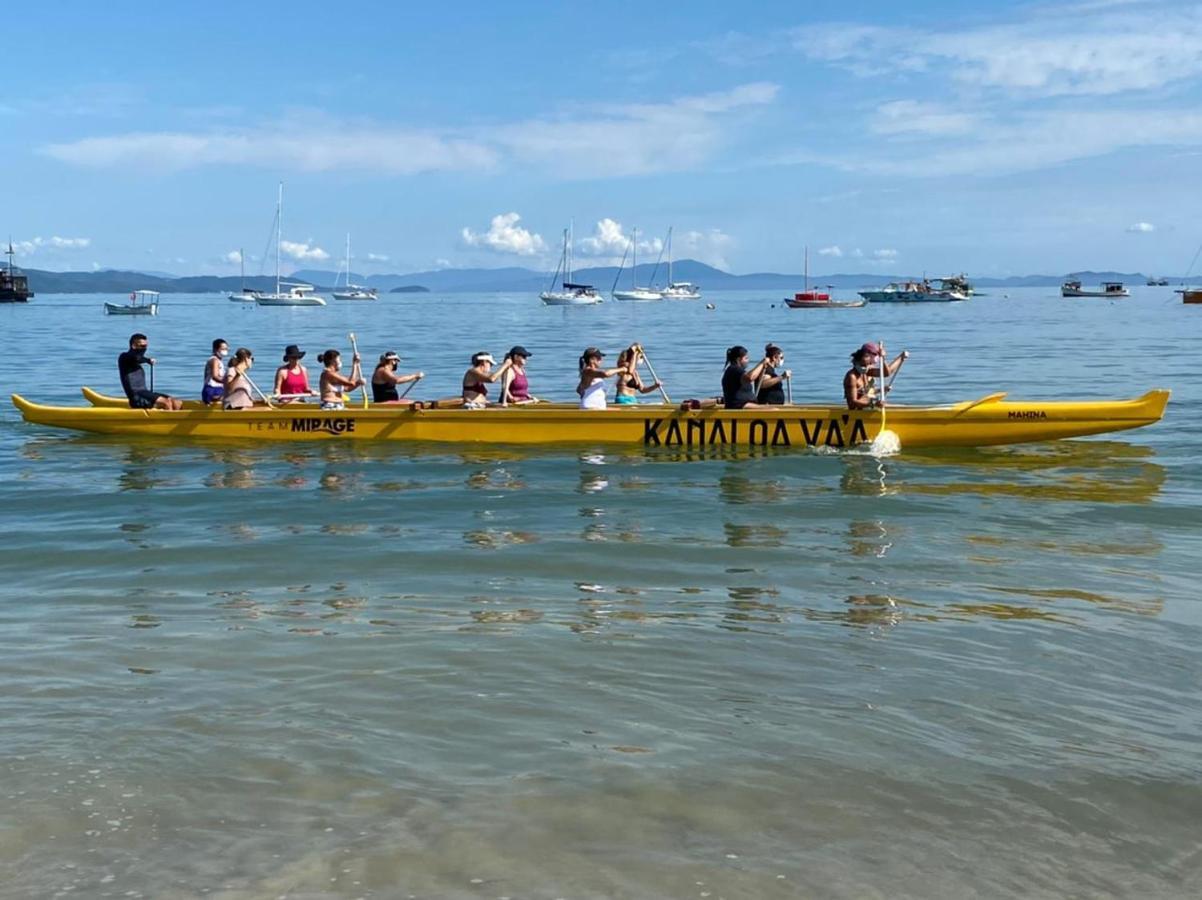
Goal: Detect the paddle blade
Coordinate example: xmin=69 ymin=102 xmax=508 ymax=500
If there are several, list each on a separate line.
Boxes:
xmin=869 ymin=429 xmax=901 ymax=456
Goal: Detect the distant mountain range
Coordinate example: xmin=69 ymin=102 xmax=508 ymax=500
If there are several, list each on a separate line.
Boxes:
xmin=15 ymin=262 xmax=1187 ymax=294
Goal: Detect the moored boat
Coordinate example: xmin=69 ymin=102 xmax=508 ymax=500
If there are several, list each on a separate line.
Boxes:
xmin=104 ymin=290 xmax=159 ymax=316
xmin=1 ymin=241 xmax=34 ymax=302
xmin=331 ymin=234 xmax=378 ymax=300
xmin=256 ymin=283 xmax=326 ymax=306
xmin=785 ymin=246 xmax=866 ymax=308
xmin=13 ymin=389 xmax=1169 ymax=450
xmin=656 ymin=228 xmax=701 ymax=299
xmin=541 ymin=224 xmax=602 ymax=305
xmin=1061 ymin=280 xmax=1129 ymax=298
xmin=859 ymin=280 xmax=968 ymax=303
xmin=1177 ymin=288 xmax=1202 ymax=304
xmin=612 ymin=226 xmax=662 ymax=302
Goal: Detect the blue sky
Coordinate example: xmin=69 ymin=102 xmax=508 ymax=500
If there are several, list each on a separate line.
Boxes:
xmin=5 ymin=0 xmax=1202 ymax=277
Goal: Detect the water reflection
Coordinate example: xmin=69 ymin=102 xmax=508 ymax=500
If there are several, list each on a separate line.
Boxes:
xmin=723 ymin=522 xmax=788 ymax=548
xmin=838 ymin=458 xmax=893 ymax=497
xmin=718 ymin=472 xmax=789 ymax=506
xmin=846 ymin=520 xmax=893 ymax=558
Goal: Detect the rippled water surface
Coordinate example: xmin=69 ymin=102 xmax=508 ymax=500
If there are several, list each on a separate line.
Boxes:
xmin=1 ymin=289 xmax=1200 ymax=898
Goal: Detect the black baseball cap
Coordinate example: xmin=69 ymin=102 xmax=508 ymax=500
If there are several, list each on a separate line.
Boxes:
xmin=508 ymin=345 xmax=531 ymax=359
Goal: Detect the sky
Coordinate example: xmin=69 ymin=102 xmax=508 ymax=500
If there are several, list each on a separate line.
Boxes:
xmin=5 ymin=0 xmax=1202 ymax=277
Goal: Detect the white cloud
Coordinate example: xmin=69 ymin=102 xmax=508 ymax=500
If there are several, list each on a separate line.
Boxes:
xmin=817 ymin=245 xmax=843 ymax=257
xmin=43 ymin=129 xmax=498 ymax=175
xmin=224 ymin=249 xmax=243 ymax=264
xmin=365 ymin=252 xmax=389 ymax=262
xmin=871 ymin=248 xmax=898 ymax=260
xmin=873 ymin=100 xmax=976 ymax=137
xmin=796 ymin=5 xmax=1202 ymax=97
xmin=576 ymin=218 xmax=664 ymax=259
xmin=433 ymin=258 xmax=452 ymax=269
xmin=13 ymin=235 xmax=91 ymax=254
xmin=279 ymin=239 xmax=329 ymax=262
xmin=675 ymin=228 xmax=735 ymax=270
xmin=1126 ymin=221 xmax=1155 ymax=233
xmin=461 ymin=212 xmax=547 ymax=256
xmin=41 ymin=82 xmax=778 ymax=181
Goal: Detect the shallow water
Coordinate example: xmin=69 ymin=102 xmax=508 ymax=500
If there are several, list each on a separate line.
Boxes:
xmin=1 ymin=288 xmax=1200 ymax=898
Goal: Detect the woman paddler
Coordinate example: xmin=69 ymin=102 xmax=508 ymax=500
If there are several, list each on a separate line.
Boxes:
xmin=614 ymin=344 xmax=661 ymax=405
xmin=844 ymin=342 xmax=908 ymax=410
xmin=202 ymin=338 xmax=228 ymax=405
xmin=371 ymin=351 xmax=424 ymax=405
xmin=274 ymin=344 xmax=316 ymax=403
xmin=755 ymin=343 xmax=791 ymax=405
xmin=223 ymin=348 xmax=256 ymax=410
xmin=721 ymin=345 xmax=771 ymax=409
xmin=461 ymin=352 xmax=512 ymax=408
xmin=318 ymin=348 xmax=364 ymax=411
xmin=576 ymin=347 xmax=627 ymax=410
xmin=500 ymin=346 xmax=537 ymax=405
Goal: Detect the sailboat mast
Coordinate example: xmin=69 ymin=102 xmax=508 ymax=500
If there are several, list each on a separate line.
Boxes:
xmin=804 ymin=245 xmax=809 ymax=291
xmin=239 ymin=247 xmax=245 ymax=291
xmin=632 ymin=227 xmax=637 ymax=287
xmin=345 ymin=232 xmax=351 ymax=287
xmin=568 ymin=219 xmax=574 ymax=283
xmin=667 ymin=226 xmax=673 ymax=285
xmin=275 ymin=182 xmax=283 ymax=295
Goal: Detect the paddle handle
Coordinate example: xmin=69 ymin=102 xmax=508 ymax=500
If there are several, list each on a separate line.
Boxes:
xmin=348 ymin=332 xmax=367 ymax=408
xmin=398 ymin=375 xmax=421 ymax=399
xmin=879 ymin=338 xmax=886 ymax=433
xmin=244 ymin=372 xmax=275 ymax=409
xmin=636 ymin=345 xmax=671 ymax=404
xmin=785 ymin=372 xmax=793 ymax=405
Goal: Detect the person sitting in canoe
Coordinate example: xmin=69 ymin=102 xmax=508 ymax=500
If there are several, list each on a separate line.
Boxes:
xmin=202 ymin=338 xmax=228 ymax=405
xmin=721 ymin=345 xmax=772 ymax=410
xmin=318 ymin=349 xmax=363 ymax=410
xmin=614 ymin=344 xmax=661 ymax=406
xmin=371 ymin=351 xmax=424 ymax=405
xmin=755 ymin=343 xmax=791 ymax=405
xmin=500 ymin=346 xmax=537 ymax=405
xmin=462 ymin=352 xmax=512 ymax=408
xmin=274 ymin=345 xmax=316 ymax=403
xmin=844 ymin=342 xmax=909 ymax=410
xmin=577 ymin=347 xmax=627 ymax=410
xmin=223 ymin=348 xmax=256 ymax=410
xmin=118 ymin=333 xmax=183 ymax=411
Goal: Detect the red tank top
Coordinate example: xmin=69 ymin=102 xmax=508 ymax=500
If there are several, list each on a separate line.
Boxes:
xmin=280 ymin=367 xmax=309 ymax=394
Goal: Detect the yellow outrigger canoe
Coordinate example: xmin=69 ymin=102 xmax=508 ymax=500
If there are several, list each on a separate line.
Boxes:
xmin=11 ymin=388 xmax=1170 ymax=450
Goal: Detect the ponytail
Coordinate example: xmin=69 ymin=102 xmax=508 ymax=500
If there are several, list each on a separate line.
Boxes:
xmin=725 ymin=345 xmax=748 ymax=367
xmin=319 ymin=349 xmax=340 ymax=366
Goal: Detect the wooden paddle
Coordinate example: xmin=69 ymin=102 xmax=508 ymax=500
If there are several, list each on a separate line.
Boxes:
xmin=399 ymin=373 xmax=422 ymax=400
xmin=636 ymin=344 xmax=671 ymax=404
xmin=348 ymin=332 xmax=368 ymax=409
xmin=785 ymin=372 xmax=793 ymax=405
xmin=244 ymin=371 xmax=275 ymax=409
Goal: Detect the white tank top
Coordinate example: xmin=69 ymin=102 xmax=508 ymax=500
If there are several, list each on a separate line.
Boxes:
xmin=206 ymin=355 xmax=226 ymax=389
xmin=579 ymin=376 xmax=607 ymax=410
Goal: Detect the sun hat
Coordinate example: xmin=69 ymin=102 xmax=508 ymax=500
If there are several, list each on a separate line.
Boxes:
xmin=855 ymin=342 xmax=881 ymax=358
xmin=283 ymin=344 xmax=306 ymax=361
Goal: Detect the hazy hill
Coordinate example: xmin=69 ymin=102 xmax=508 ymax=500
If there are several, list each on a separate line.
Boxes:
xmin=19 ymin=263 xmax=1174 ymax=294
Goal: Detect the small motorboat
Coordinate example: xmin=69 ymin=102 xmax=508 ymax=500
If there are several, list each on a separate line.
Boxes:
xmin=104 ymin=290 xmax=159 ymax=316
xmin=1062 ymin=280 xmax=1129 ymax=298
xmin=859 ymin=280 xmax=968 ymax=302
xmin=1177 ymin=288 xmax=1202 ymax=304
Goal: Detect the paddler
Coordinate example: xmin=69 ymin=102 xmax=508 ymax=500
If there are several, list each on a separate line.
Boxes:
xmin=222 ymin=348 xmax=256 ymax=410
xmin=755 ymin=343 xmax=791 ymax=405
xmin=371 ymin=351 xmax=424 ymax=405
xmin=273 ymin=344 xmax=316 ymax=403
xmin=721 ymin=345 xmax=770 ymax=409
xmin=614 ymin=344 xmax=661 ymax=405
xmin=576 ymin=347 xmax=627 ymax=410
xmin=118 ymin=333 xmax=183 ymax=410
xmin=500 ymin=346 xmax=537 ymax=405
xmin=844 ymin=342 xmax=908 ymax=410
xmin=318 ymin=348 xmax=364 ymax=410
xmin=202 ymin=338 xmax=228 ymax=405
xmin=461 ymin=352 xmax=513 ymax=408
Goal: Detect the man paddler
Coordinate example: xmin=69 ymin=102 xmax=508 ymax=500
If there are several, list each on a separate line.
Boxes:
xmin=118 ymin=333 xmax=183 ymax=410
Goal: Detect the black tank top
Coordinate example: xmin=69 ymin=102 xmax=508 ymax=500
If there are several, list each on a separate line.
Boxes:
xmin=372 ymin=380 xmax=399 ymax=403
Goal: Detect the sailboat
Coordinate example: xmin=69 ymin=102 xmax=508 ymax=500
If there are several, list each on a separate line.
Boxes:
xmin=255 ymin=183 xmax=327 ymax=307
xmin=785 ymin=246 xmax=865 ymax=309
xmin=540 ymin=223 xmax=601 ymax=305
xmin=612 ymin=227 xmax=662 ymax=302
xmin=331 ymin=233 xmax=378 ymax=301
xmin=228 ymin=248 xmax=259 ymax=302
xmin=657 ymin=226 xmax=701 ymax=300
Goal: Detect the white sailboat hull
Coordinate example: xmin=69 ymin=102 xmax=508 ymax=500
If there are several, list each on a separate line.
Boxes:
xmin=660 ymin=284 xmax=701 ymax=300
xmin=613 ymin=289 xmax=663 ymax=302
xmin=332 ymin=290 xmax=378 ymax=301
xmin=256 ymin=294 xmax=327 ymax=307
xmin=228 ymin=291 xmax=259 ymax=303
xmin=541 ymin=290 xmax=602 ymax=306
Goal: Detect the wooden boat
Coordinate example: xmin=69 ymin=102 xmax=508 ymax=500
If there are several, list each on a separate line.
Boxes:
xmin=14 ymin=389 xmax=1169 ymax=450
xmin=859 ymin=281 xmax=968 ymax=302
xmin=1177 ymin=289 xmax=1202 ymax=304
xmin=104 ymin=290 xmax=159 ymax=316
xmin=1 ymin=241 xmax=34 ymax=302
xmin=784 ymin=247 xmax=866 ymax=308
xmin=1062 ymin=280 xmax=1129 ymax=298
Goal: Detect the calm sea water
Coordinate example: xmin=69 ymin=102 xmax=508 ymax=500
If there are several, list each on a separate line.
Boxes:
xmin=1 ymin=288 xmax=1199 ymax=899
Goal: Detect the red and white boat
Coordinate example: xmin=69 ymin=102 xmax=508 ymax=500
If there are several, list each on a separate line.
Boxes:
xmin=784 ymin=247 xmax=866 ymax=309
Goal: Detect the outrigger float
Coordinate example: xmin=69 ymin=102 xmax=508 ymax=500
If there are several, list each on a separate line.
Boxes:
xmin=10 ymin=389 xmax=1170 ymax=450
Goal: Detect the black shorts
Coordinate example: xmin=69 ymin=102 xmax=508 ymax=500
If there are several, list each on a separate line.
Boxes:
xmin=129 ymin=389 xmax=168 ymax=409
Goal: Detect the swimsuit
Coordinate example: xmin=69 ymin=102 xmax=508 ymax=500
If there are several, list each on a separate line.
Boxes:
xmin=373 ymin=379 xmax=400 ymax=403
xmin=614 ymin=393 xmax=637 ymax=405
xmin=279 ymin=367 xmax=309 ymax=395
xmin=508 ymin=369 xmax=530 ymax=402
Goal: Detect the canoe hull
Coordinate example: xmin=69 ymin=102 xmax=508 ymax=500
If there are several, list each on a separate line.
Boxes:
xmin=15 ymin=390 xmax=1171 ymax=450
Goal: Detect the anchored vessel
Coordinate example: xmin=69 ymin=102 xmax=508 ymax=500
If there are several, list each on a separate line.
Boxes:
xmin=331 ymin=233 xmax=378 ymax=301
xmin=612 ymin=227 xmax=662 ymax=302
xmin=104 ymin=290 xmax=159 ymax=316
xmin=15 ymin=389 xmax=1169 ymax=450
xmin=657 ymin=227 xmax=701 ymax=300
xmin=1061 ymin=280 xmax=1129 ymax=298
xmin=541 ymin=224 xmax=601 ymax=305
xmin=859 ymin=280 xmax=968 ymax=303
xmin=1 ymin=241 xmax=34 ymax=302
xmin=255 ymin=183 xmax=328 ymax=307
xmin=785 ymin=247 xmax=866 ymax=308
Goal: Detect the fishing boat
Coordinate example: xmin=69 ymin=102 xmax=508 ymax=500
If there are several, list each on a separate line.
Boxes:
xmin=1 ymin=240 xmax=34 ymax=303
xmin=13 ymin=389 xmax=1169 ymax=450
xmin=934 ymin=274 xmax=974 ymax=296
xmin=1177 ymin=289 xmax=1202 ymax=304
xmin=254 ymin=183 xmax=328 ymax=307
xmin=331 ymin=234 xmax=378 ymax=301
xmin=657 ymin=227 xmax=701 ymax=300
xmin=785 ymin=247 xmax=866 ymax=309
xmin=228 ymin=248 xmax=258 ymax=302
xmin=541 ymin=224 xmax=601 ymax=305
xmin=1146 ymin=276 xmax=1169 ymax=286
xmin=612 ymin=227 xmax=662 ymax=302
xmin=104 ymin=290 xmax=159 ymax=316
xmin=859 ymin=280 xmax=968 ymax=303
xmin=1061 ymin=280 xmax=1129 ymax=298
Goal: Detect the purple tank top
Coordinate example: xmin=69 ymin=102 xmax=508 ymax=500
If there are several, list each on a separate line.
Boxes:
xmin=509 ymin=370 xmax=530 ymax=401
